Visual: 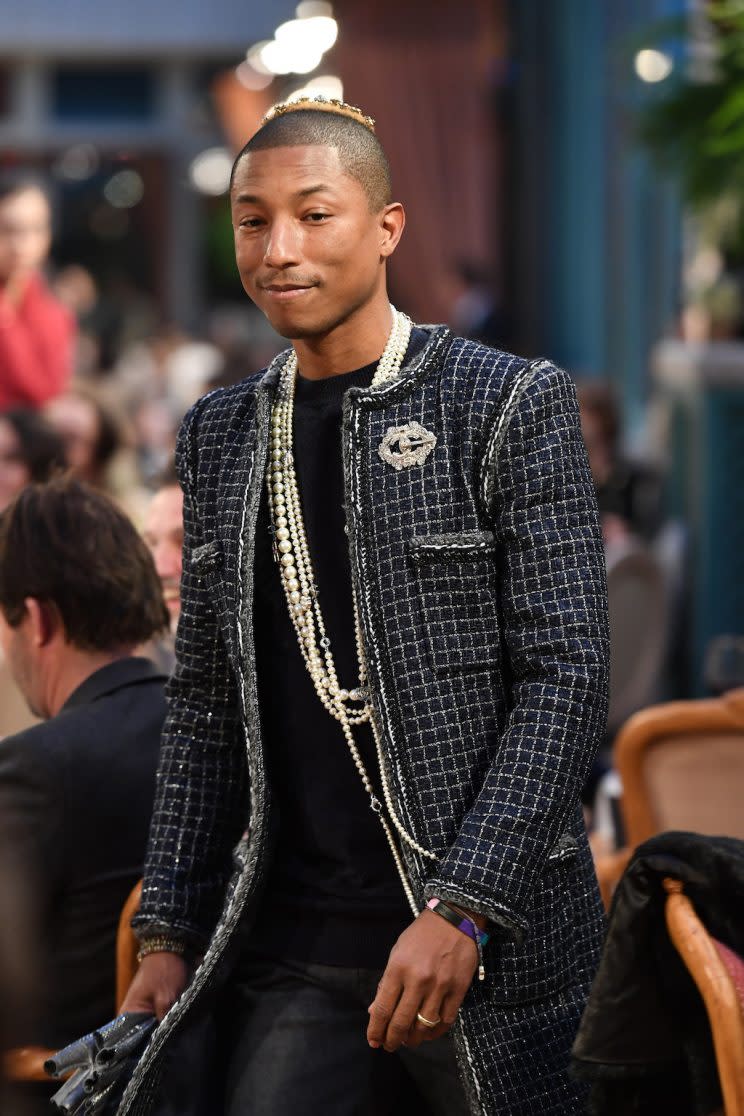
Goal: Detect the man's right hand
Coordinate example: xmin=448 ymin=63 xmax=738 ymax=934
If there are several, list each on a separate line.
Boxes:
xmin=119 ymin=952 xmax=190 ymax=1021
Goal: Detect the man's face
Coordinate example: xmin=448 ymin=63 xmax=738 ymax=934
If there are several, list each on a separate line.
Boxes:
xmin=143 ymin=486 xmax=184 ymax=627
xmin=0 ymin=608 xmax=44 ymax=718
xmin=0 ymin=187 xmax=52 ymax=285
xmin=231 ymin=145 xmax=387 ymax=339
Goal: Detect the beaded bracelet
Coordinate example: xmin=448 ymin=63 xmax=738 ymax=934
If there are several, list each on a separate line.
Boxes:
xmin=426 ymin=898 xmax=489 ymax=981
xmin=136 ymin=936 xmax=188 ymax=964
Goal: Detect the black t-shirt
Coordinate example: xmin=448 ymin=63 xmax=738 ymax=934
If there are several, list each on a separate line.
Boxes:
xmin=248 ymin=330 xmax=427 ymax=967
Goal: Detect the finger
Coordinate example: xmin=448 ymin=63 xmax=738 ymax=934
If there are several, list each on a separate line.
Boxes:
xmin=367 ymin=971 xmax=403 ymax=1048
xmin=404 ymin=994 xmax=444 ymax=1050
xmin=382 ymin=988 xmax=424 ymax=1052
xmin=419 ymin=988 xmax=462 ymax=1045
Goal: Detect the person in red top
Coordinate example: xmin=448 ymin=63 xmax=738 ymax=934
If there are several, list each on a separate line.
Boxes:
xmin=0 ymin=173 xmax=75 ymax=409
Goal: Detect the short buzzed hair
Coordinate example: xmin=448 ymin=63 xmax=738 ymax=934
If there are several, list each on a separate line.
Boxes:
xmin=231 ymin=108 xmax=392 ymax=212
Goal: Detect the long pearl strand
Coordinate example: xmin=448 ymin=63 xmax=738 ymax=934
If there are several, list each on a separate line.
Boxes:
xmin=267 ymin=306 xmax=435 ymax=918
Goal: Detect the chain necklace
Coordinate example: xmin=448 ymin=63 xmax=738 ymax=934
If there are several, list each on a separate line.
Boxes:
xmin=267 ymin=306 xmax=436 ymax=917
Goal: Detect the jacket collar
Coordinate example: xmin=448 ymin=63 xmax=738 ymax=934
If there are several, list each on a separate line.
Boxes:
xmin=61 ymin=656 xmax=165 ymax=713
xmin=257 ymin=324 xmax=452 ymax=409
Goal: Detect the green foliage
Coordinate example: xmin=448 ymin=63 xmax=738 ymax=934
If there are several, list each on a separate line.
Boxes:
xmin=638 ymin=3 xmax=744 ymax=258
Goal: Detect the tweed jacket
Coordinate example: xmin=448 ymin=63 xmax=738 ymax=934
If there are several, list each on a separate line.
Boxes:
xmin=122 ymin=328 xmax=610 ymax=1116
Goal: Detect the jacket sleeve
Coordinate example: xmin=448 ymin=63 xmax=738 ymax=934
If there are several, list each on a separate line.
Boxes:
xmin=133 ymin=399 xmax=248 ymax=950
xmin=423 ymin=360 xmax=610 ymax=937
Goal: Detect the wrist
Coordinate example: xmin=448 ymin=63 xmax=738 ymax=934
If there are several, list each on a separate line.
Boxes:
xmin=136 ymin=936 xmax=189 ymax=964
xmin=424 ymin=898 xmax=489 ymax=982
xmin=446 ymin=903 xmax=489 ymax=933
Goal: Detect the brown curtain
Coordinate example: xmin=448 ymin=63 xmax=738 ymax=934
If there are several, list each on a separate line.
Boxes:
xmin=333 ymin=0 xmax=506 ymax=323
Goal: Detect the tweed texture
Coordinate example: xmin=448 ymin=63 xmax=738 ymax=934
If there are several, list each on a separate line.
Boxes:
xmin=122 ymin=328 xmax=609 ymax=1116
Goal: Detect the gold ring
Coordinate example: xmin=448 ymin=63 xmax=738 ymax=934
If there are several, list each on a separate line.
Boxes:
xmin=416 ymin=1012 xmax=440 ymax=1029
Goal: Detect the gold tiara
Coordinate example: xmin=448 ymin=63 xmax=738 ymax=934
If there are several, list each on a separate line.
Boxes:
xmin=261 ymin=95 xmax=376 ymax=133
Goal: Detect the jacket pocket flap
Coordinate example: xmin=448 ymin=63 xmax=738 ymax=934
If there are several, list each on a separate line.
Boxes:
xmin=190 ymin=539 xmax=223 ymax=575
xmin=547 ymin=833 xmax=579 ymax=863
xmin=409 ymin=530 xmax=497 ymax=562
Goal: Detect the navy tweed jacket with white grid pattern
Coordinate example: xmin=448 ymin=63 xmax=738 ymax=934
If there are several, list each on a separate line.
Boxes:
xmin=121 ymin=327 xmax=609 ymax=1116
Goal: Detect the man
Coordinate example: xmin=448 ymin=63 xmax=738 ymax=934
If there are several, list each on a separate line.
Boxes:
xmin=0 ymin=172 xmax=74 ymax=409
xmin=0 ymin=478 xmax=168 ymax=1104
xmin=120 ymin=98 xmax=609 ymax=1116
xmin=141 ymin=473 xmax=184 ymax=676
xmin=142 ymin=474 xmax=185 ymax=629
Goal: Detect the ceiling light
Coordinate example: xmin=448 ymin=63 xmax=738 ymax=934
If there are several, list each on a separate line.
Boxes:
xmin=635 ymin=49 xmax=674 ymax=83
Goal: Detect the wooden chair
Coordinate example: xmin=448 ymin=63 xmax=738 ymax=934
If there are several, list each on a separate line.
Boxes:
xmin=663 ymin=877 xmax=744 ymax=1116
xmin=594 ymin=688 xmax=744 ymax=909
xmin=3 ymin=878 xmax=142 ymax=1083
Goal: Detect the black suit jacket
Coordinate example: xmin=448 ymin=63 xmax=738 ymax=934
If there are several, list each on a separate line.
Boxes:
xmin=0 ymin=657 xmax=166 ymax=1048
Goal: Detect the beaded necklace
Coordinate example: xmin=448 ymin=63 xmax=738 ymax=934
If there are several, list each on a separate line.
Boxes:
xmin=267 ymin=306 xmax=436 ymax=916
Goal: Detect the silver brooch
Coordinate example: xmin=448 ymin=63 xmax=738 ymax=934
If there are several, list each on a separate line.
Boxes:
xmin=378 ymin=421 xmax=437 ymax=471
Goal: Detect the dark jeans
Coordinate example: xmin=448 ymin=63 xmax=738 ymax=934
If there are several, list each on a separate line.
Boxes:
xmin=222 ymin=952 xmax=471 ymax=1116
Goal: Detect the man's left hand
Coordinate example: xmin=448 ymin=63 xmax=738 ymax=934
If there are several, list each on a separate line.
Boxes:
xmin=367 ymin=908 xmax=479 ymax=1051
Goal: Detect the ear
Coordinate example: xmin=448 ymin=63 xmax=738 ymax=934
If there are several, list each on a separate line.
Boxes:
xmin=23 ymin=597 xmax=58 ymax=648
xmin=379 ymin=202 xmax=405 ymax=259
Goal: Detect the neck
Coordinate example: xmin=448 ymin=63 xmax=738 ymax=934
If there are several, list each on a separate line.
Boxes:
xmin=45 ymin=646 xmax=135 ymax=718
xmin=292 ymin=295 xmax=394 ymax=380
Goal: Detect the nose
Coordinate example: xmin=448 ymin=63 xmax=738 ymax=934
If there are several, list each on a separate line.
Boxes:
xmin=263 ymin=216 xmax=301 ymax=271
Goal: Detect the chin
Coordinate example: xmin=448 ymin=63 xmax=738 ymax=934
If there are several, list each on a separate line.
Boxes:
xmin=267 ymin=308 xmax=352 ymax=343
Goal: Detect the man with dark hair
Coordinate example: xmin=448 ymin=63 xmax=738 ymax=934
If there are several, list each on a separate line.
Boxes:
xmin=120 ymin=98 xmax=609 ymax=1116
xmin=143 ymin=472 xmax=184 ymax=631
xmin=0 ymin=171 xmax=74 ymax=408
xmin=0 ymin=478 xmax=168 ymax=1112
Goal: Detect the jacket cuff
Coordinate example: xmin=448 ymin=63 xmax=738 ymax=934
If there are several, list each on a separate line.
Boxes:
xmin=131 ymin=915 xmax=210 ymax=955
xmin=422 ymin=877 xmax=528 ymax=944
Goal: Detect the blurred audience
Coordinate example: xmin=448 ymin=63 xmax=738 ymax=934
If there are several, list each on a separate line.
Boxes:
xmin=141 ymin=469 xmax=184 ymax=673
xmin=0 ymin=408 xmax=65 ymax=514
xmin=0 ymin=478 xmax=168 ymax=1114
xmin=0 ymin=172 xmax=75 ymax=409
xmin=0 ymin=410 xmax=66 ymax=737
xmin=142 ymin=471 xmax=183 ymax=631
xmin=577 ymin=381 xmax=664 ymax=548
xmin=44 ymin=387 xmax=120 ymax=489
xmin=449 ymin=260 xmax=504 ymax=347
xmin=51 ymin=264 xmax=102 ymax=379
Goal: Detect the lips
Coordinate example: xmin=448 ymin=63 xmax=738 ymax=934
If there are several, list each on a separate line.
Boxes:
xmin=262 ymin=284 xmax=315 ymax=302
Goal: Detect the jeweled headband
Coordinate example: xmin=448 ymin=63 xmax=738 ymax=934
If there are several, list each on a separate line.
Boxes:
xmin=261 ymin=94 xmax=376 ymax=133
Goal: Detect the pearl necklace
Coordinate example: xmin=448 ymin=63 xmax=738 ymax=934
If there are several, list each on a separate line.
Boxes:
xmin=267 ymin=306 xmax=436 ymax=917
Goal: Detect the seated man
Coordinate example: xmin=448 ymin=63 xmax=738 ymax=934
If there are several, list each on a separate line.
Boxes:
xmin=0 ymin=478 xmax=168 ymax=1110
xmin=142 ymin=471 xmax=184 ymax=674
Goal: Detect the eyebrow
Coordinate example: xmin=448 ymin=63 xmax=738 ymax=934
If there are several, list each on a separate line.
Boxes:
xmin=233 ymin=184 xmax=334 ymax=205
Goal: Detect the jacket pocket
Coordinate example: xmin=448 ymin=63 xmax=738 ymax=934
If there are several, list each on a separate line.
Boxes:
xmin=190 ymin=539 xmax=224 ymax=576
xmin=485 ymin=837 xmax=580 ymax=1006
xmin=408 ymin=530 xmax=500 ymax=674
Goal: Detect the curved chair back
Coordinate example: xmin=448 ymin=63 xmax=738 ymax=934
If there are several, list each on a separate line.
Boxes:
xmin=616 ymin=689 xmax=744 ymax=848
xmin=593 ymin=689 xmax=744 ymax=909
xmin=664 ymin=878 xmax=744 ymax=1116
xmin=116 ymin=879 xmax=142 ymax=1011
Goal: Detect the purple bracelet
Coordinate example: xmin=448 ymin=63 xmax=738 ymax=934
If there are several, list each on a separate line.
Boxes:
xmin=426 ymin=898 xmax=489 ymax=980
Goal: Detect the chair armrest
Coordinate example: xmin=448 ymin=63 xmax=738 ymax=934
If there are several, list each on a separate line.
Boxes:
xmin=3 ymin=1045 xmax=58 ymax=1082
